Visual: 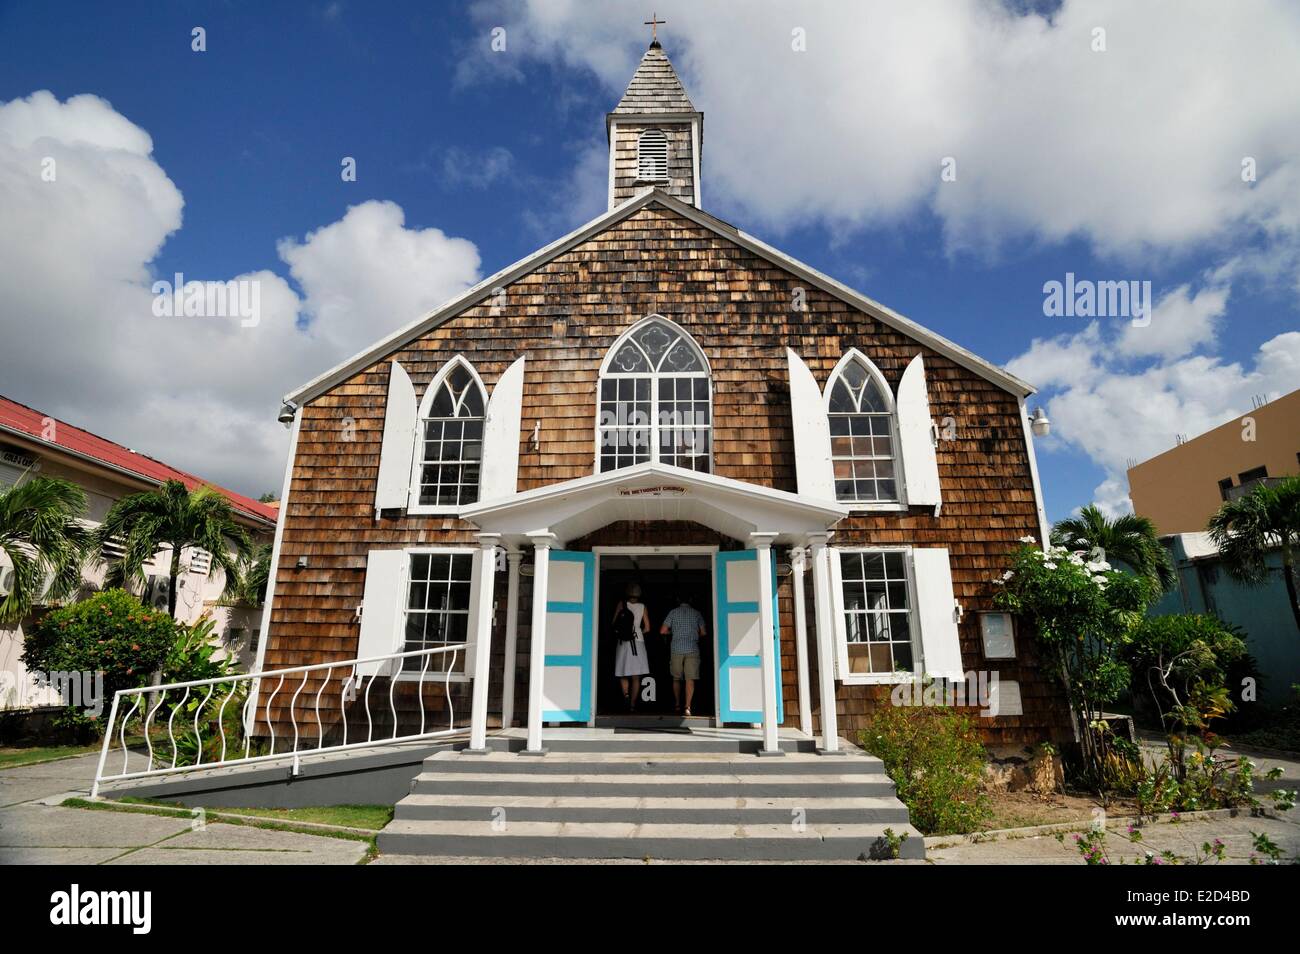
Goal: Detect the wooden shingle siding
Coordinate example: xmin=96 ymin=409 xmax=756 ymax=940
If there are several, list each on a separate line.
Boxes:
xmin=263 ymin=203 xmax=1068 ymax=745
xmin=612 ymin=123 xmax=695 ymax=206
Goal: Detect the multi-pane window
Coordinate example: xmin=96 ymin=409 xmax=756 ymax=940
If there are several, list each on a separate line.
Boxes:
xmin=404 ymin=552 xmax=473 ymax=671
xmin=417 ymin=362 xmax=484 ymax=507
xmin=840 ymin=550 xmax=915 ymax=675
xmin=828 ymin=358 xmax=898 ymax=502
xmin=637 ymin=128 xmax=668 ymax=181
xmin=598 ymin=318 xmax=711 ymax=473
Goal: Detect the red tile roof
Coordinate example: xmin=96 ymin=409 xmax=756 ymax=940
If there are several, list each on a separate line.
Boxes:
xmin=0 ymin=396 xmax=278 ymax=526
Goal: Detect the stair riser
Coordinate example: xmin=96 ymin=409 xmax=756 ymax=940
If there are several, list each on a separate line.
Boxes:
xmin=425 ymin=760 xmax=886 ymax=776
xmin=410 ymin=780 xmax=897 ymax=798
xmin=489 ymin=739 xmax=819 ymax=754
xmin=376 ymin=832 xmax=926 ymax=861
xmin=393 ymin=805 xmax=912 ymax=825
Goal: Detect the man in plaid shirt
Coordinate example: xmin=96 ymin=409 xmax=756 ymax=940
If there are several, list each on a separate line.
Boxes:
xmin=660 ymin=595 xmax=707 ymax=716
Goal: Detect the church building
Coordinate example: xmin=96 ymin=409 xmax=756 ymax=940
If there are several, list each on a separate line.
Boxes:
xmin=251 ymin=38 xmax=1066 ymax=763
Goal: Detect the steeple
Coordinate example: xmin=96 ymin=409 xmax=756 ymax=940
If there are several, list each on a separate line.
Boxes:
xmin=606 ymin=40 xmax=703 ymax=210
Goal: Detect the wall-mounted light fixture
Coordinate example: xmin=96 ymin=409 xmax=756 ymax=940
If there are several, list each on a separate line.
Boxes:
xmin=278 ymin=401 xmax=298 ymax=427
xmin=1029 ymin=407 xmax=1051 ymax=437
xmin=295 ymin=556 xmax=308 ymax=569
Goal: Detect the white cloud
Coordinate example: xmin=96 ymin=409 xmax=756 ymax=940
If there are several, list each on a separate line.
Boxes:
xmin=0 ymin=92 xmax=482 ymax=497
xmin=1117 ymin=283 xmax=1229 ymax=360
xmin=468 ymin=0 xmax=1300 ymax=262
xmin=441 ymin=145 xmax=515 ymax=189
xmin=1010 ymin=315 xmax=1300 ymax=515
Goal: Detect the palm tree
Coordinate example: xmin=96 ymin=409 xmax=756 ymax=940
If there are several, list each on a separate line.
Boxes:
xmin=94 ymin=480 xmax=252 ymax=618
xmin=220 ymin=541 xmax=273 ymax=608
xmin=1208 ymin=475 xmax=1300 ymax=632
xmin=0 ymin=476 xmax=90 ymax=625
xmin=1051 ymin=504 xmax=1176 ymax=594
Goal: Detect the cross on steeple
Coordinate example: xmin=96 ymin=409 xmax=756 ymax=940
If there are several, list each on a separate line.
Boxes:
xmin=644 ymin=13 xmax=666 ymax=45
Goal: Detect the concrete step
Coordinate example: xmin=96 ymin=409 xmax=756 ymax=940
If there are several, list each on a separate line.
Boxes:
xmin=408 ymin=772 xmax=899 ymax=799
xmin=380 ymin=735 xmax=920 ymax=861
xmin=377 ymin=818 xmax=925 ymax=860
xmin=393 ymin=792 xmax=913 ymax=825
xmin=487 ymin=732 xmax=820 ymax=754
xmin=428 ymin=751 xmax=887 ymax=776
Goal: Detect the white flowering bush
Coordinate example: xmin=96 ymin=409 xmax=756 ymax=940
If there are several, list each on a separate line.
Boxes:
xmin=993 ymin=541 xmax=1154 ymax=790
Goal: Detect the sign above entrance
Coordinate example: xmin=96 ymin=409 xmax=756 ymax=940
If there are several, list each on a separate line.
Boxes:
xmin=618 ymin=485 xmax=687 ymax=498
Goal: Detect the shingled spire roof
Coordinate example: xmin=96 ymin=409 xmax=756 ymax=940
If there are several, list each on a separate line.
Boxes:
xmin=611 ymin=42 xmax=696 ymax=115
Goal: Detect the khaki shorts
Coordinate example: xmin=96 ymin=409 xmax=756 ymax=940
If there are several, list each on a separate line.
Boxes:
xmin=670 ymin=652 xmax=701 ymax=680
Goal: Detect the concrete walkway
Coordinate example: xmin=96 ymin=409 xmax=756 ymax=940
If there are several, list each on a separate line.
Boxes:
xmin=0 ymin=752 xmax=369 ymax=865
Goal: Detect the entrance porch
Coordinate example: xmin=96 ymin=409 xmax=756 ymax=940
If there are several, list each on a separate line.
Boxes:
xmin=460 ymin=462 xmax=850 ymax=757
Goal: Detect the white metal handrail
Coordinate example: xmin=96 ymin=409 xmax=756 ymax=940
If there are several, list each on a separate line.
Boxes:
xmin=92 ymin=642 xmax=470 ymax=797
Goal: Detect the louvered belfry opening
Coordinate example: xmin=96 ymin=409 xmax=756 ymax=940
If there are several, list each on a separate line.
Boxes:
xmin=637 ymin=128 xmax=669 ymax=181
xmin=608 ymin=41 xmax=703 ymax=208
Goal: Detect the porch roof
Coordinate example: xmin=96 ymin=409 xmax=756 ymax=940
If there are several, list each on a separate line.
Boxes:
xmin=460 ymin=462 xmax=848 ymax=548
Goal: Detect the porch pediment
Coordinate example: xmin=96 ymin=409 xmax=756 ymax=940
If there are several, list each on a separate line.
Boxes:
xmin=460 ymin=463 xmax=847 ymax=547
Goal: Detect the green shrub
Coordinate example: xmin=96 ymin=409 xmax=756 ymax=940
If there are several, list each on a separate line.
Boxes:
xmin=21 ymin=588 xmax=176 ymax=708
xmin=860 ymin=706 xmax=990 ymax=835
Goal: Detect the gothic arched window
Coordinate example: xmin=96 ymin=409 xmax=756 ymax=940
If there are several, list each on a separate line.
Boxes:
xmin=414 ymin=357 xmax=486 ymax=507
xmin=597 ymin=316 xmax=711 ymax=473
xmin=637 ymin=128 xmax=669 ymax=182
xmin=826 ymin=351 xmax=899 ymax=503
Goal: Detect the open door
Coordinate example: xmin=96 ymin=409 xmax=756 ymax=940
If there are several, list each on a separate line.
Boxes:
xmin=541 ymin=550 xmax=595 ymax=723
xmin=715 ymin=550 xmax=783 ymax=724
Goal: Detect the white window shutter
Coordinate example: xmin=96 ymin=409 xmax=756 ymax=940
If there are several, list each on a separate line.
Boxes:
xmin=911 ymin=547 xmax=965 ymax=681
xmin=461 ymin=547 xmax=486 ymax=677
xmin=829 ymin=548 xmax=847 ymax=679
xmin=786 ymin=348 xmax=835 ymax=500
xmin=479 ymin=356 xmax=525 ymax=501
xmin=356 ymin=549 xmax=408 ymax=676
xmin=897 ymin=353 xmax=942 ymax=513
xmin=374 ymin=360 xmax=417 ymax=515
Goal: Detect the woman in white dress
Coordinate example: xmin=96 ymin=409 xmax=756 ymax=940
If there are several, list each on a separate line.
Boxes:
xmin=612 ymin=583 xmax=652 ymax=712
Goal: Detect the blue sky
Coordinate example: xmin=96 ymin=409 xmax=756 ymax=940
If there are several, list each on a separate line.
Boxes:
xmin=1 ymin=1 xmax=1297 ymax=520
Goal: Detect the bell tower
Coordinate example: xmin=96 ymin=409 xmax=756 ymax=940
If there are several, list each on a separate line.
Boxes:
xmin=606 ymin=32 xmax=702 ymax=210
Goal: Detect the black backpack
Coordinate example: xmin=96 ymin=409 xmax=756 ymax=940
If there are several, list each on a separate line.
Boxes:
xmin=612 ymin=606 xmax=636 ymax=644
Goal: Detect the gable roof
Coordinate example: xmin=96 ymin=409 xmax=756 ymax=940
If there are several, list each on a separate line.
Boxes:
xmin=0 ymin=395 xmax=278 ymax=527
xmin=611 ymin=43 xmax=697 ymax=115
xmin=283 ymin=188 xmax=1036 ymax=407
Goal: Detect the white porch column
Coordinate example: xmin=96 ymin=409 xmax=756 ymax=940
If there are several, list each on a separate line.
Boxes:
xmin=466 ymin=533 xmax=501 ymax=753
xmin=750 ymin=532 xmax=782 ymax=756
xmin=524 ymin=532 xmax=556 ymax=755
xmin=499 ymin=549 xmax=522 ymax=729
xmin=808 ymin=532 xmax=841 ymax=754
xmin=791 ymin=546 xmax=813 ymax=737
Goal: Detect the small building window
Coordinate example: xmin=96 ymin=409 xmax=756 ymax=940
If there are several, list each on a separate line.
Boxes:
xmin=1238 ymin=465 xmax=1268 ymax=483
xmin=637 ymin=128 xmax=669 ymax=182
xmin=1217 ymin=477 xmax=1234 ymax=501
xmin=404 ymin=552 xmax=473 ymax=672
xmin=416 ymin=359 xmax=485 ymax=508
xmin=827 ymin=353 xmax=899 ymax=503
xmin=840 ymin=550 xmax=915 ymax=675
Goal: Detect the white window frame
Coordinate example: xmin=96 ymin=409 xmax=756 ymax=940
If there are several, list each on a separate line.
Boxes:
xmin=397 ymin=546 xmax=477 ymax=683
xmin=832 ymin=546 xmax=923 ymax=685
xmin=407 ymin=356 xmax=488 ymax=517
xmin=594 ymin=315 xmax=714 ymax=473
xmin=636 ymin=128 xmax=669 ymax=182
xmin=825 ymin=348 xmax=906 ymax=512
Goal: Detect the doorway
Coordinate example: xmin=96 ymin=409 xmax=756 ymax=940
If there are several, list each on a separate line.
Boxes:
xmin=594 ymin=549 xmax=715 ymax=721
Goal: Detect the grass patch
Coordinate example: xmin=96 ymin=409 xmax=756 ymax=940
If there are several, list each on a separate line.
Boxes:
xmin=116 ymin=797 xmax=392 ymax=831
xmin=0 ymin=743 xmax=100 ymax=769
xmin=60 ymin=796 xmax=379 ymax=850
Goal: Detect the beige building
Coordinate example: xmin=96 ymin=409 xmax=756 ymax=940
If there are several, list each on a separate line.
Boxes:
xmin=1127 ymin=388 xmax=1300 ymax=534
xmin=0 ymin=396 xmax=276 ymax=712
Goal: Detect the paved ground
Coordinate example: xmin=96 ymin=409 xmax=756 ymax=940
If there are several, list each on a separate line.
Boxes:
xmin=0 ymin=753 xmax=369 ymax=865
xmin=4 ymin=745 xmax=1297 ymax=865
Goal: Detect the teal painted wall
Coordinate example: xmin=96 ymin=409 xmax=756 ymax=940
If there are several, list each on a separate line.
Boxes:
xmin=1151 ymin=543 xmax=1299 ymax=704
